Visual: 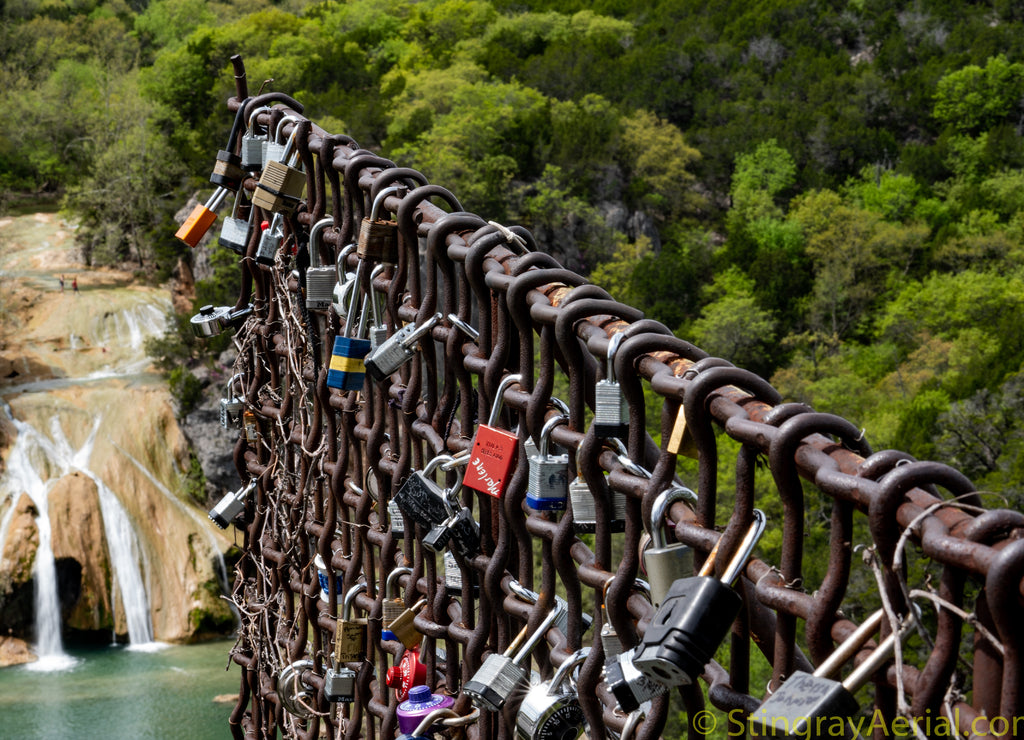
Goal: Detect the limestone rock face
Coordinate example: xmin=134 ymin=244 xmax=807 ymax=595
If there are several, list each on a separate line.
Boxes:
xmin=0 ymin=635 xmax=37 ymax=667
xmin=48 ymin=472 xmax=115 ymax=634
xmin=0 ymin=493 xmax=40 ymax=634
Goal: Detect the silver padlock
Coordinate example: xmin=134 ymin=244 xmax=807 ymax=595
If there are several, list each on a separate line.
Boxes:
xmin=600 ymin=578 xmax=651 ymax=661
xmin=278 ymin=660 xmax=317 ymax=718
xmin=515 ymin=648 xmax=590 ymax=740
xmin=593 ymin=332 xmax=630 ymax=439
xmin=464 ymin=600 xmax=567 ymax=712
xmin=507 ymin=579 xmax=593 ymax=637
xmin=219 ymin=373 xmax=246 ymax=429
xmin=324 ymin=665 xmax=356 ymax=703
xmin=262 ymin=114 xmax=299 ymax=167
xmin=388 ymin=498 xmax=406 ymax=536
xmin=365 ymin=312 xmax=443 ymax=382
xmin=603 ymin=647 xmax=667 ymax=713
xmin=208 ymin=479 xmax=256 ymax=529
xmin=367 ymin=264 xmax=389 ymax=350
xmin=444 ymin=549 xmax=462 ymax=591
xmin=241 ymin=105 xmax=270 ymax=171
xmin=218 ymin=188 xmax=254 ymax=255
xmin=526 ymin=412 xmax=570 ymax=511
xmin=191 ymin=303 xmax=253 ymax=338
xmin=569 ymin=444 xmax=627 ymax=534
xmin=306 ymin=217 xmax=337 ymax=310
xmin=256 ymin=212 xmax=284 ymax=266
xmin=642 ymin=484 xmax=698 ymax=608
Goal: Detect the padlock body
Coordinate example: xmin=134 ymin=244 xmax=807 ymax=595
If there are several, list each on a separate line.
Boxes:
xmin=526 ymin=454 xmax=570 ymax=511
xmin=252 ymin=159 xmax=305 ymax=214
xmin=633 ymin=576 xmax=742 ymax=688
xmin=748 ymin=672 xmax=857 ymax=739
xmin=256 ymin=226 xmax=281 ymax=265
xmin=643 ymin=544 xmax=695 ymax=608
xmin=593 ymin=380 xmax=629 ymax=438
xmin=464 ymin=425 xmax=518 ymax=498
xmin=447 ymin=507 xmax=481 ymax=559
xmin=334 ymin=618 xmax=367 ymax=663
xmin=218 ymin=216 xmax=251 ymax=254
xmin=357 ymin=217 xmax=399 ymax=262
xmin=175 ymin=203 xmax=217 ymax=248
xmin=386 ymin=608 xmax=423 ymax=649
xmin=220 ymin=397 xmax=244 ymax=429
xmin=393 ymin=472 xmax=451 ymax=529
xmin=604 ymin=648 xmax=666 ymax=713
xmin=365 ymin=327 xmax=416 ymax=381
xmin=210 ymin=149 xmax=246 ymax=191
xmin=305 ymin=266 xmax=336 ymax=310
xmin=570 ymin=481 xmax=626 ymax=533
xmin=241 ymin=133 xmax=265 ymax=170
xmin=324 ymin=667 xmax=356 ymax=702
xmin=465 ymin=654 xmax=528 ymax=711
xmin=388 ymin=499 xmax=406 ymax=535
xmin=326 ymin=336 xmax=371 ymax=391
xmin=515 ymin=689 xmax=585 ymax=740
xmin=422 ymin=520 xmax=453 ymax=553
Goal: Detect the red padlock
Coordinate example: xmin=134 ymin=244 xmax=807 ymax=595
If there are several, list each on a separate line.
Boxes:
xmin=462 ymin=373 xmax=522 ymax=499
xmin=385 ymin=647 xmax=427 ymax=701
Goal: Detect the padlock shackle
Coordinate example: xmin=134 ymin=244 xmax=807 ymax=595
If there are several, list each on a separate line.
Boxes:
xmin=448 ymin=313 xmax=480 ymax=341
xmin=385 ymin=566 xmax=412 ymax=599
xmin=547 ymin=647 xmax=591 ymax=697
xmin=344 ymin=261 xmax=365 ymax=338
xmin=204 ymin=187 xmax=229 ymax=211
xmin=342 ymin=581 xmax=367 ymax=620
xmin=411 ymin=708 xmax=460 ymax=738
xmin=308 ymin=217 xmax=334 ymax=269
xmin=510 ymin=601 xmax=566 ymax=665
xmin=275 ymin=114 xmax=301 ymax=144
xmin=224 ymin=96 xmax=252 ymax=152
xmin=236 ymin=478 xmax=258 ymax=500
xmin=649 ymin=485 xmax=699 ymax=549
xmin=606 ymin=331 xmax=626 ymax=381
xmin=812 ymin=608 xmax=886 ymax=679
xmin=550 ymin=396 xmax=570 ymax=417
xmin=369 ymin=264 xmax=386 ymax=326
xmin=539 ymin=413 xmax=568 ymax=457
xmin=369 ymin=185 xmax=402 ymax=222
xmin=247 ymin=105 xmax=272 ymax=136
xmin=401 ymin=312 xmax=443 ymax=350
xmin=226 ymin=372 xmax=245 ymax=396
xmin=424 ymin=453 xmax=457 ymax=477
xmin=841 ymin=612 xmax=917 ymax=693
xmin=717 ymin=508 xmax=767 ymax=585
xmin=336 ymin=243 xmax=357 ymax=284
xmin=487 ymin=373 xmax=523 ymax=427
xmin=619 ymin=709 xmax=646 ymax=740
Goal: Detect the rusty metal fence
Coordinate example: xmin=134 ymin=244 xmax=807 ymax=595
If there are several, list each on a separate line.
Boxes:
xmin=186 ymin=58 xmax=1024 ymax=740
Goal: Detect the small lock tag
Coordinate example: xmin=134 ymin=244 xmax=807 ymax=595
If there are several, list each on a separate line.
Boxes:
xmin=365 ymin=312 xmax=442 ymax=382
xmin=357 ymin=186 xmax=401 ymax=262
xmin=463 ymin=373 xmax=522 ymax=499
xmin=666 ymin=401 xmax=698 ymax=458
xmin=526 ymin=412 xmax=570 ymax=511
xmin=243 ymin=409 xmax=259 ymax=444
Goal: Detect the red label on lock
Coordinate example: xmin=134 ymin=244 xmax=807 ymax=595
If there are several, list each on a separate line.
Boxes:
xmin=462 ymin=425 xmax=518 ymax=498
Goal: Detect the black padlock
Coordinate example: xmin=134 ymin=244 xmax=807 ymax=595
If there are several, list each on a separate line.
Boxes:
xmin=604 ymin=647 xmax=667 ymax=713
xmin=633 ymin=509 xmax=766 ymax=688
xmin=209 ymin=100 xmax=251 ymax=192
xmin=393 ymin=454 xmax=460 ymax=529
xmin=749 ymin=609 xmax=917 ymax=739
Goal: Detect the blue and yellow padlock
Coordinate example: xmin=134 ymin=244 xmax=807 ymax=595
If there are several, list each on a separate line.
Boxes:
xmin=327 ymin=260 xmax=372 ymax=391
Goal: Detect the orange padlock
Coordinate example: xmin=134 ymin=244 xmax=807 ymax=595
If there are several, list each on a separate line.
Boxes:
xmin=175 ymin=188 xmax=229 ymax=248
xmin=463 ymin=373 xmax=521 ymax=498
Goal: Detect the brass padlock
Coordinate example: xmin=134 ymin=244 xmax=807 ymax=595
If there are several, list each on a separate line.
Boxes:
xmin=335 ymin=581 xmax=368 ymax=663
xmin=382 ymin=566 xmax=412 ymax=628
xmin=356 ymin=185 xmax=401 ymax=262
xmin=251 ymin=121 xmax=305 ymax=214
xmin=383 ymin=598 xmax=426 ymax=649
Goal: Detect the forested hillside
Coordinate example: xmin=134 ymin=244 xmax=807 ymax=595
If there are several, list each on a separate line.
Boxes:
xmin=3 ymin=0 xmax=1024 ymax=502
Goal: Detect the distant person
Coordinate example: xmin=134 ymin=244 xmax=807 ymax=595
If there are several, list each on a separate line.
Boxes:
xmin=72 ymin=276 xmax=78 ymax=295
xmin=59 ymin=275 xmax=64 ymax=293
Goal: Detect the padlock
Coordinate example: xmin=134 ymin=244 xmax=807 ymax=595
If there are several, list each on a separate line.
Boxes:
xmin=515 ymin=648 xmax=590 ymax=740
xmin=367 ymin=264 xmax=389 ymax=350
xmin=243 ymin=409 xmax=259 ymax=444
xmin=278 ymin=660 xmax=316 ymax=717
xmin=263 ymin=115 xmax=298 ymax=165
xmin=423 ymin=500 xmax=480 ymax=559
xmin=386 ymin=646 xmax=428 ymax=701
xmin=633 ymin=509 xmax=767 ymax=688
xmin=217 ymin=187 xmax=254 ymax=255
xmin=642 ymin=484 xmax=698 ymax=607
xmin=397 ymin=685 xmax=456 ymax=735
xmin=526 ymin=412 xmax=570 ymax=511
xmin=443 ymin=549 xmax=477 ymax=595
xmin=256 ymin=212 xmax=284 ymax=265
xmin=599 ymin=578 xmax=650 ymax=661
xmin=388 ymin=498 xmax=406 ymax=536
xmin=251 ymin=121 xmax=305 ymax=214
xmin=241 ymin=105 xmax=271 ymax=171
xmin=749 ymin=609 xmax=917 ymax=739
xmin=324 ymin=664 xmax=356 ymax=703
xmin=219 ymin=373 xmax=245 ymax=429
xmin=306 ymin=217 xmax=338 ymax=310
xmin=335 ymin=581 xmax=368 ymax=663
xmin=464 ymin=599 xmax=567 ymax=712
xmin=314 ymin=552 xmax=344 ymax=602
xmin=332 ymin=243 xmax=358 ymax=317
xmin=357 ymin=185 xmax=401 ymax=262
xmin=569 ymin=443 xmax=627 ymax=534
xmin=207 ymin=479 xmax=256 ymax=529
xmin=393 ymin=454 xmax=461 ymax=530
xmin=665 ymin=395 xmax=698 ymax=459
xmin=365 ymin=312 xmax=443 ymax=382
xmin=382 ymin=598 xmax=426 ymax=649
xmin=326 ymin=262 xmax=373 ymax=391
xmin=175 ymin=187 xmax=229 ymax=248
xmin=382 ymin=566 xmax=413 ymax=630
xmin=603 ymin=647 xmax=667 ymax=713
xmin=190 ymin=303 xmax=253 ymax=338
xmin=209 ymin=100 xmax=251 ymax=192
xmin=463 ymin=373 xmax=522 ymax=499
xmin=507 ymin=579 xmax=592 ymax=638
xmin=593 ymin=332 xmax=630 ymax=439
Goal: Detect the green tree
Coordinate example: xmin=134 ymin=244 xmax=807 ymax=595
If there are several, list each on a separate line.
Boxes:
xmin=690 ymin=266 xmax=776 ymax=373
xmin=934 ymin=54 xmax=1024 ymax=134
